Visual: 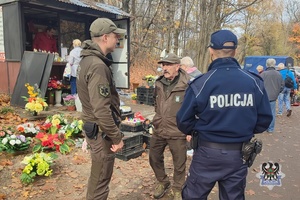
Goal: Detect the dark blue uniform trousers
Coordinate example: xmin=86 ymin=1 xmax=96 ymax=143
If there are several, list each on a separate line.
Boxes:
xmin=182 ymin=146 xmax=248 ymax=200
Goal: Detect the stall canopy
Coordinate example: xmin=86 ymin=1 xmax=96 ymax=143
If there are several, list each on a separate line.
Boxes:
xmin=0 ymin=0 xmax=131 ymax=95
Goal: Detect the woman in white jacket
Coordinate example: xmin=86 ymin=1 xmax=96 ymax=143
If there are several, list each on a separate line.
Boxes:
xmin=68 ymin=39 xmax=82 ymax=94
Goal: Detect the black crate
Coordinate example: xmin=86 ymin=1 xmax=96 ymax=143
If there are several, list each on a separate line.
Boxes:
xmin=143 ymin=133 xmax=152 ymax=149
xmin=121 ymin=112 xmax=135 ymax=120
xmin=116 ymin=147 xmax=145 ymax=161
xmin=137 ymin=100 xmax=146 ymax=104
xmin=117 ymin=132 xmax=143 ymax=155
xmin=146 ymin=97 xmax=155 ymax=106
xmin=137 ymin=87 xmax=155 ymax=96
xmin=137 ymin=95 xmax=147 ymax=102
xmin=120 ymin=123 xmax=144 ymax=132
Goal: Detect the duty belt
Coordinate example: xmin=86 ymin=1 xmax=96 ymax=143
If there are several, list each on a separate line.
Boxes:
xmin=199 ymin=140 xmax=243 ymax=150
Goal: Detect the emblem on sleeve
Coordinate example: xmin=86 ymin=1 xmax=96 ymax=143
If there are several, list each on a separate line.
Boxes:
xmin=98 ymin=84 xmax=110 ymax=97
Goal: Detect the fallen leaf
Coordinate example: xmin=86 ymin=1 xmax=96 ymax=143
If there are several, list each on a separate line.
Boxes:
xmin=269 ymin=193 xmax=283 ymax=198
xmin=22 ymin=191 xmax=29 ymax=198
xmin=245 ymin=189 xmax=255 ymax=195
xmin=0 ymin=193 xmax=6 ymax=200
xmin=68 ymin=172 xmax=79 ymax=178
xmin=73 ymin=184 xmax=85 ymax=189
xmin=0 ymin=159 xmax=13 ymax=166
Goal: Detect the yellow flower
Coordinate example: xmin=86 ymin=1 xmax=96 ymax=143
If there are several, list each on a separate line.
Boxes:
xmin=45 ymin=169 xmax=52 ymax=176
xmin=23 ymin=164 xmax=33 ymax=174
xmin=34 ymin=103 xmax=43 ymax=113
xmin=78 ymin=120 xmax=83 ymax=130
xmin=37 ymin=168 xmax=46 ymax=176
xmin=25 ymin=102 xmax=35 ymax=111
xmin=52 ymin=118 xmax=61 ymax=126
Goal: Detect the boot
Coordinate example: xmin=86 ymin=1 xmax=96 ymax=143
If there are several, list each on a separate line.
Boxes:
xmin=153 ymin=182 xmax=170 ymax=199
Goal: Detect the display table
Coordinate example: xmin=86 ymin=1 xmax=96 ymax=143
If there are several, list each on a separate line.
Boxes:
xmin=51 ymin=62 xmax=67 ymax=80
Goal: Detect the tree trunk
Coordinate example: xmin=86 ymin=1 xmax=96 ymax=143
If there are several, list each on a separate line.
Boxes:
xmin=174 ymin=0 xmax=186 ymax=56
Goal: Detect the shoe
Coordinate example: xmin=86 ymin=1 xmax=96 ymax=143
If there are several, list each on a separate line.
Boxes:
xmin=153 ymin=182 xmax=170 ymax=199
xmin=277 ymin=113 xmax=282 ymax=116
xmin=168 ymin=189 xmax=182 ymax=200
xmin=267 ymin=130 xmax=273 ymax=133
xmin=173 ymin=191 xmax=182 ymax=200
xmin=287 ymin=110 xmax=292 ymax=117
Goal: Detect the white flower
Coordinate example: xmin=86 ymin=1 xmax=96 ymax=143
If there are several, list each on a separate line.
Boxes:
xmin=2 ymin=138 xmax=8 ymax=144
xmin=28 ymin=128 xmax=37 ymax=133
xmin=15 ymin=139 xmax=21 ymax=145
xmin=9 ymin=140 xmax=16 ymax=146
xmin=10 ymin=135 xmax=16 ymax=139
xmin=21 ymin=155 xmax=33 ymax=164
xmin=58 ymin=129 xmax=65 ymax=134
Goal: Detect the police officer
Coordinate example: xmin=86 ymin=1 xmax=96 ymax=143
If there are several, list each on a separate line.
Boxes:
xmin=176 ymin=30 xmax=272 ymax=200
xmin=77 ymin=18 xmax=125 ymax=200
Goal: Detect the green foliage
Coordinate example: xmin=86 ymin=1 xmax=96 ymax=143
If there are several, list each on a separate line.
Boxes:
xmin=0 ymin=106 xmax=14 ymax=114
xmin=32 ymin=144 xmax=42 ymax=153
xmin=20 ymin=172 xmax=36 ymax=185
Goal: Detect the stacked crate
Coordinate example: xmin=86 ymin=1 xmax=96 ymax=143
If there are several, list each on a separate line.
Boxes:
xmin=137 ymin=87 xmax=155 ymax=106
xmin=116 ymin=131 xmax=145 ymax=161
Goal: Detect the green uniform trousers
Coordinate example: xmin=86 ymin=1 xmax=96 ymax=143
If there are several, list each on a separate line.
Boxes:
xmin=86 ymin=135 xmax=115 ymax=200
xmin=149 ymin=135 xmax=187 ymax=192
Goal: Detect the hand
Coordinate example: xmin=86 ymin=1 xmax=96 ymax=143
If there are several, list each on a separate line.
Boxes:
xmin=186 ymin=135 xmax=192 ymax=142
xmin=82 ymin=139 xmax=88 ymax=153
xmin=110 ymin=140 xmax=124 ymax=152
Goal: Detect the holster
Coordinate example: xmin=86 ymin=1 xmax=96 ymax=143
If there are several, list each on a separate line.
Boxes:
xmin=242 ymin=137 xmax=263 ymax=167
xmin=83 ymin=122 xmax=99 ymax=140
xmin=190 ymin=131 xmax=199 ymax=150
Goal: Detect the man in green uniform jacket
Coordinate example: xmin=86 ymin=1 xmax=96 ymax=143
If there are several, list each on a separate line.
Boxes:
xmin=77 ymin=18 xmax=125 ymax=200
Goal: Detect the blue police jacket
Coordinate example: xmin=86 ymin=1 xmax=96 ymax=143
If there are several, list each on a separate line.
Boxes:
xmin=176 ymin=57 xmax=273 ymax=143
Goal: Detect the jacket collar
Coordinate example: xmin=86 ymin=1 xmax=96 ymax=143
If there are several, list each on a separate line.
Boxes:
xmin=265 ymin=67 xmax=276 ymax=71
xmin=208 ymin=57 xmax=240 ymax=71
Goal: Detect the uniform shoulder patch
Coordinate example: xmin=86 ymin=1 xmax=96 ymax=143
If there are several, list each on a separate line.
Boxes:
xmin=98 ymin=84 xmax=110 ymax=97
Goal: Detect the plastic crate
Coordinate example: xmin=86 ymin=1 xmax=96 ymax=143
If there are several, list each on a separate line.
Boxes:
xmin=137 ymin=95 xmax=147 ymax=102
xmin=117 ymin=132 xmax=143 ymax=155
xmin=143 ymin=133 xmax=152 ymax=149
xmin=116 ymin=148 xmax=145 ymax=161
xmin=120 ymin=123 xmax=144 ymax=132
xmin=137 ymin=87 xmax=155 ymax=96
xmin=121 ymin=112 xmax=135 ymax=120
xmin=146 ymin=97 xmax=155 ymax=106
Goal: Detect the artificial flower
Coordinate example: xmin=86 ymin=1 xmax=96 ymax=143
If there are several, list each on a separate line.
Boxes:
xmin=0 ymin=134 xmax=31 ymax=153
xmin=20 ymin=152 xmax=57 ymax=184
xmin=23 ymin=83 xmax=48 ymax=115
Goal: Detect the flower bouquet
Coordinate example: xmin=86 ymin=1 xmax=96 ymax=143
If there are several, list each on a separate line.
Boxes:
xmin=23 ymin=83 xmax=48 ymax=115
xmin=0 ymin=134 xmax=32 ymax=153
xmin=0 ymin=126 xmax=13 ymax=138
xmin=47 ymin=76 xmax=64 ymax=90
xmin=63 ymin=95 xmax=76 ymax=106
xmin=131 ymin=93 xmax=137 ymax=100
xmin=63 ymin=119 xmax=83 ymax=137
xmin=143 ymin=75 xmax=156 ymax=87
xmin=63 ymin=95 xmax=76 ymax=110
xmin=32 ymin=132 xmax=74 ymax=154
xmin=16 ymin=122 xmax=40 ymax=137
xmin=41 ymin=114 xmax=68 ymax=134
xmin=20 ymin=152 xmax=58 ymax=185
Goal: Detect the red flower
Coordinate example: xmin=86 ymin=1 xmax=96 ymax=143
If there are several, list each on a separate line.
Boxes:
xmin=36 ymin=132 xmax=46 ymax=139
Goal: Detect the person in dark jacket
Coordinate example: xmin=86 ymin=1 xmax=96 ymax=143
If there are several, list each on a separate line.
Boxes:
xmin=260 ymin=59 xmax=284 ymax=132
xmin=176 ymin=30 xmax=272 ymax=200
xmin=277 ymin=63 xmax=297 ymax=117
xmin=77 ymin=18 xmax=125 ymax=200
xmin=150 ymin=53 xmax=190 ymax=200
